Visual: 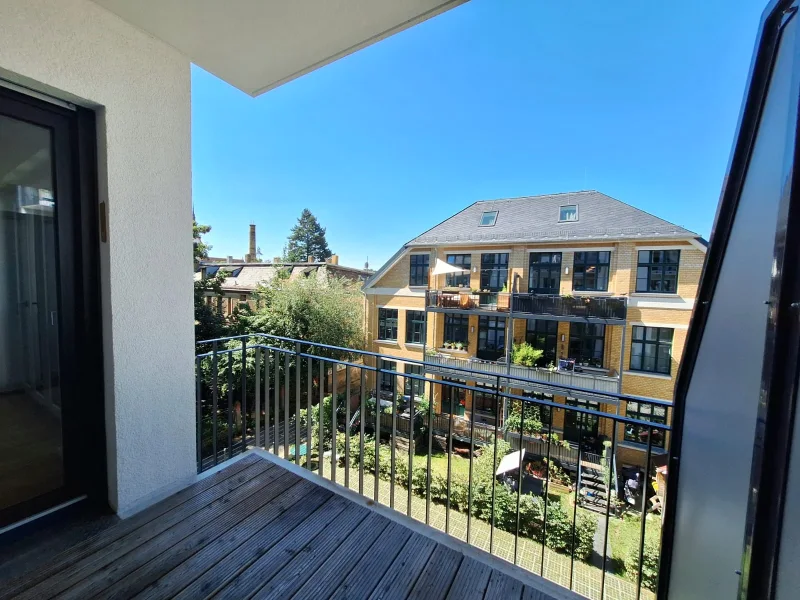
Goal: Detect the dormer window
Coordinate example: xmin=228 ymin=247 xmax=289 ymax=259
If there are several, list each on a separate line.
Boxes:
xmin=559 ymin=205 xmax=578 ymax=222
xmin=479 ymin=211 xmax=498 ymax=227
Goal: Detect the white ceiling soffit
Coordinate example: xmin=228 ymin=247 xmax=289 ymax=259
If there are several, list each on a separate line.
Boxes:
xmin=91 ymin=0 xmax=467 ymax=97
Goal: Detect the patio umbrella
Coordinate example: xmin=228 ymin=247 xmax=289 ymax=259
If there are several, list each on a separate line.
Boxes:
xmin=495 ymin=449 xmax=525 ymax=476
xmin=430 ymin=258 xmax=469 ymax=276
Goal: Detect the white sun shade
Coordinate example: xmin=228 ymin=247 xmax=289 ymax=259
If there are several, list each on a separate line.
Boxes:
xmin=496 ymin=449 xmax=525 ymax=476
xmin=430 ymin=258 xmax=470 ymax=276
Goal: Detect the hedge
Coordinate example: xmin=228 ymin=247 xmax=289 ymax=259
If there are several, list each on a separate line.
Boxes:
xmin=337 ymin=434 xmax=596 ymax=561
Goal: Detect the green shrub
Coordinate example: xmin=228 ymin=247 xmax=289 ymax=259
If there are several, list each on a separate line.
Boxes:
xmin=625 ymin=538 xmax=660 ymax=591
xmin=511 ymin=342 xmax=544 ymax=367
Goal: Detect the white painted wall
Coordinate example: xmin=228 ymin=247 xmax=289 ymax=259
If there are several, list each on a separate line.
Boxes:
xmin=0 ymin=0 xmax=196 ymax=515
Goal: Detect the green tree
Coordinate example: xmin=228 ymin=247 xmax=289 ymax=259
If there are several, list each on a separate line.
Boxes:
xmin=284 ymin=209 xmax=332 ymax=262
xmin=193 ymin=219 xmax=212 ymax=267
xmin=194 ymin=269 xmax=230 ymax=344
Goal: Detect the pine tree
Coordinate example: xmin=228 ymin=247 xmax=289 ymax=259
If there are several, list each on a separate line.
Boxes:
xmin=284 ymin=208 xmax=332 ymax=262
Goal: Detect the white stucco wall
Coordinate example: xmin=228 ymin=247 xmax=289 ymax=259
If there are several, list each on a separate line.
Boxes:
xmin=0 ymin=0 xmax=196 ymax=515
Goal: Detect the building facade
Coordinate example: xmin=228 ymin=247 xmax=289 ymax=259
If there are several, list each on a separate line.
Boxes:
xmin=363 ymin=191 xmax=706 ymax=468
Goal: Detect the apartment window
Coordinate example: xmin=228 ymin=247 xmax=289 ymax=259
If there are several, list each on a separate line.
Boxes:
xmin=478 ymin=316 xmax=506 ymax=361
xmin=630 ymin=326 xmax=673 ymax=374
xmin=409 ymin=254 xmax=429 ymax=287
xmin=445 ymin=254 xmax=471 ymax=288
xmin=525 ymin=319 xmax=557 ymax=366
xmin=564 ymin=397 xmax=600 ymax=442
xmin=404 ymin=364 xmax=425 ymax=397
xmin=624 ymin=401 xmax=667 ymax=448
xmin=405 ymin=310 xmax=426 ymax=345
xmin=636 ymin=250 xmax=680 ymax=293
xmin=479 ymin=211 xmax=498 ymax=227
xmin=528 ymin=252 xmax=562 ymax=294
xmin=573 ymin=251 xmax=610 ymax=291
xmin=569 ymin=323 xmax=605 ymax=368
xmin=378 ymin=308 xmax=398 ymax=341
xmin=559 ymin=205 xmax=578 ymax=222
xmin=522 ymin=391 xmax=554 ymax=433
xmin=473 ymin=384 xmax=497 ymax=415
xmin=480 ymin=253 xmax=509 ymax=291
xmin=205 ymin=266 xmax=219 ymax=277
xmin=440 ymin=379 xmax=465 ymax=416
xmin=379 ymin=360 xmax=397 ymax=393
xmin=443 ymin=314 xmax=469 ymax=345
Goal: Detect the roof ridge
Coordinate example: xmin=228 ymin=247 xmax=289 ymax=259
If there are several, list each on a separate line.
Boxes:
xmin=474 ymin=190 xmax=597 ymax=204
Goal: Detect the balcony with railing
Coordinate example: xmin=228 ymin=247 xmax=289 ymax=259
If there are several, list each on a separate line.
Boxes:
xmin=426 ymin=290 xmax=627 ymax=322
xmin=424 ymin=352 xmax=620 ymax=397
xmin=5 ymin=334 xmax=669 ymax=600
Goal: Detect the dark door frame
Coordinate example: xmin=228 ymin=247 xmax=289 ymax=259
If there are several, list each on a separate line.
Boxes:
xmin=0 ymin=85 xmax=106 ymax=528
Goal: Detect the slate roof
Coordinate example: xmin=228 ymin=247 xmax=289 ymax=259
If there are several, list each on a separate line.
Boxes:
xmin=406 ymin=191 xmax=700 ymax=246
xmin=199 ymin=262 xmax=372 ymax=292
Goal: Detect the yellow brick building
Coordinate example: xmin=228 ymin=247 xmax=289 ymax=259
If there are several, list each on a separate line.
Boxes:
xmin=362 ymin=191 xmax=706 ymax=469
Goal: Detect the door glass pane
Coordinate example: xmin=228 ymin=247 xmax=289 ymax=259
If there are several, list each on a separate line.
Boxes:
xmin=0 ymin=114 xmax=63 ymax=513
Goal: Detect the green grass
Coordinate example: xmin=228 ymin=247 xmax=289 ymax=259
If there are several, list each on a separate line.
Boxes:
xmin=427 ymin=450 xmax=473 ymax=480
xmin=607 ymin=512 xmax=661 ymax=577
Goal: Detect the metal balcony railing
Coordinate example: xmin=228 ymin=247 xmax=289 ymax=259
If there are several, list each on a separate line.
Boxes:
xmin=195 ymin=334 xmax=671 ymax=600
xmin=424 ymin=352 xmax=620 ymax=395
xmin=513 ymin=293 xmax=628 ymax=321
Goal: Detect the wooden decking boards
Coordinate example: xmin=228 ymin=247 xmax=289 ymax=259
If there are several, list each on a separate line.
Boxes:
xmin=0 ymin=453 xmax=568 ymax=600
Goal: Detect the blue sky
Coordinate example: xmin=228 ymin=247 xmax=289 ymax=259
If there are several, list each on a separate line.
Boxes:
xmin=192 ymin=0 xmax=764 ymax=269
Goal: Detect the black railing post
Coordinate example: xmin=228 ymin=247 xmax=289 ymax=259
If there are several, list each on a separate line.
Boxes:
xmin=254 ymin=347 xmax=261 ymax=449
xmin=569 ymin=405 xmax=585 ymax=591
xmin=196 ymin=356 xmax=202 ymax=472
xmin=264 ymin=348 xmax=270 ymax=451
xmin=426 ymin=381 xmax=434 ymax=526
xmin=283 ymin=351 xmax=290 ymax=461
xmin=212 ymin=341 xmax=218 ymax=466
xmin=636 ymin=426 xmax=655 ymax=600
xmin=374 ymin=361 xmax=380 ymax=503
xmin=241 ymin=338 xmax=247 ymax=454
xmin=319 ymin=359 xmax=325 ymax=478
xmin=226 ymin=355 xmax=233 ymax=460
xmin=601 ymin=415 xmax=618 ymax=599
xmin=331 ymin=363 xmax=338 ymax=483
xmin=467 ymin=374 xmax=477 ymax=544
xmin=359 ymin=369 xmax=365 ymax=494
xmin=273 ymin=349 xmax=280 ymax=455
xmin=345 ymin=365 xmax=351 ymax=488
xmin=490 ymin=375 xmax=500 ymax=555
xmin=541 ymin=401 xmax=555 ymax=576
xmin=295 ymin=342 xmax=301 ymax=466
xmin=307 ymin=355 xmax=313 ymax=470
xmin=407 ymin=380 xmax=414 ymax=518
xmin=514 ymin=395 xmax=525 ymax=565
xmin=390 ymin=374 xmax=397 ymax=510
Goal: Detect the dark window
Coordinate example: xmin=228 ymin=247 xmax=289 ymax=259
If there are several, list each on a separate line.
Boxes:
xmin=525 ymin=319 xmax=557 ymax=366
xmin=636 ymin=250 xmax=680 ymax=293
xmin=480 ymin=253 xmax=509 ymax=291
xmin=440 ymin=379 xmax=465 ymax=416
xmin=630 ymin=326 xmax=673 ymax=374
xmin=444 ymin=314 xmax=469 ymax=345
xmin=573 ymin=251 xmax=610 ymax=291
xmin=564 ymin=397 xmax=600 ymax=442
xmin=409 ymin=254 xmax=429 ymax=287
xmin=624 ymin=401 xmax=667 ymax=448
xmin=559 ymin=205 xmax=578 ymax=222
xmin=479 ymin=211 xmax=498 ymax=227
xmin=445 ymin=254 xmax=471 ymax=288
xmin=528 ymin=252 xmax=562 ymax=294
xmin=478 ymin=316 xmax=506 ymax=361
xmin=522 ymin=391 xmax=554 ymax=433
xmin=205 ymin=266 xmax=219 ymax=277
xmin=404 ymin=364 xmax=425 ymax=397
xmin=378 ymin=308 xmax=398 ymax=341
xmin=380 ymin=359 xmax=397 ymax=393
xmin=473 ymin=385 xmax=497 ymax=415
xmin=569 ymin=323 xmax=605 ymax=368
xmin=405 ymin=310 xmax=425 ymax=345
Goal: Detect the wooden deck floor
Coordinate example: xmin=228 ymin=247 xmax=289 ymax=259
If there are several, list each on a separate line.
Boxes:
xmin=0 ymin=453 xmax=574 ymax=600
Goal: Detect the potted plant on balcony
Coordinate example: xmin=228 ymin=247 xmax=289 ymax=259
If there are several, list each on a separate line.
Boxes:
xmin=497 ymin=282 xmax=511 ymax=311
xmin=455 ymin=341 xmax=465 ymax=351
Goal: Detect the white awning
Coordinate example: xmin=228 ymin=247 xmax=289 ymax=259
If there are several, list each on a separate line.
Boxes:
xmin=431 ymin=258 xmax=469 ymax=277
xmin=495 ymin=449 xmax=525 ymax=476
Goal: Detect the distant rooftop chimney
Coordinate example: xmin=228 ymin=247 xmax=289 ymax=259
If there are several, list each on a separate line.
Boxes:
xmin=307 ymin=256 xmax=315 ymax=263
xmin=245 ymin=224 xmax=257 ymax=262
xmin=328 ymin=254 xmax=339 ymax=265
xmin=273 ymin=256 xmax=281 ymax=264
xmin=227 ymin=255 xmax=233 ymax=264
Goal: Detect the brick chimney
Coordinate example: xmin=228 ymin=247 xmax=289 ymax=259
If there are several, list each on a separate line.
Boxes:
xmin=328 ymin=254 xmax=339 ymax=265
xmin=307 ymin=256 xmax=315 ymax=263
xmin=245 ymin=223 xmax=257 ymax=262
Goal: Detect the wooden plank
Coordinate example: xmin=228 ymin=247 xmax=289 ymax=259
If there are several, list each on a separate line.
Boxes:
xmin=484 ymin=569 xmax=525 ymax=600
xmin=17 ymin=460 xmax=274 ymax=600
xmin=367 ymin=533 xmax=437 ymax=600
xmin=0 ymin=455 xmax=262 ymax=600
xmin=522 ymin=585 xmax=555 ymax=600
xmin=163 ymin=485 xmax=334 ymax=600
xmin=407 ymin=544 xmax=464 ymax=600
xmin=324 ymin=521 xmax=413 ymax=600
xmin=251 ymin=510 xmax=383 ymax=599
xmin=209 ymin=496 xmax=352 ymax=600
xmin=90 ymin=471 xmax=301 ymax=600
xmin=445 ymin=556 xmax=493 ymax=600
xmin=291 ymin=515 xmax=404 ymax=600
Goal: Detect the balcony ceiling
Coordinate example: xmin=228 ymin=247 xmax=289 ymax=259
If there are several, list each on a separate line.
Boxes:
xmin=91 ymin=0 xmax=466 ymax=96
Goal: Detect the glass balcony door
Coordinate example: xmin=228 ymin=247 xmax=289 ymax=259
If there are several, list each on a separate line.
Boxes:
xmin=528 ymin=252 xmax=562 ymax=294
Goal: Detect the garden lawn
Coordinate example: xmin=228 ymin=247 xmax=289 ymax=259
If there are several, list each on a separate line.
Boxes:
xmin=607 ymin=512 xmax=662 ymax=577
xmin=427 ymin=449 xmax=473 ymax=481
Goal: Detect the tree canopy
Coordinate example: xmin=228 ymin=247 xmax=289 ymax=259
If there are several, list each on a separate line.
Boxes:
xmin=193 ymin=219 xmax=212 ymax=267
xmin=284 ymin=209 xmax=332 ymax=262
